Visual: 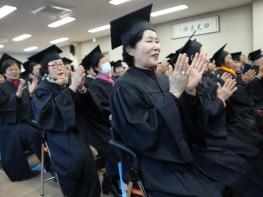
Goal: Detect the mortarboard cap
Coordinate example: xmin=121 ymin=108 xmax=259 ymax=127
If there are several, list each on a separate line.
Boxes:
xmin=81 ymin=45 xmax=104 ymax=69
xmin=210 ymin=43 xmax=229 ymax=67
xmin=231 ymin=52 xmax=242 ymax=62
xmin=62 ymin=57 xmax=73 ymax=65
xmin=110 ymin=4 xmax=153 ymax=49
xmin=166 ymin=31 xmax=201 ymax=65
xmin=28 ymin=45 xmax=62 ymax=67
xmin=248 ymin=49 xmax=263 ymax=62
xmin=179 ymin=31 xmax=202 ymax=63
xmin=0 ymin=53 xmax=22 ymax=73
xmin=22 ymin=61 xmax=32 ymax=74
xmin=166 ymin=48 xmax=182 ymax=67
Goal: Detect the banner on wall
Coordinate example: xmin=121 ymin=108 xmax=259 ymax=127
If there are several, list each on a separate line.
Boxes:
xmin=171 ymin=15 xmax=220 ymax=39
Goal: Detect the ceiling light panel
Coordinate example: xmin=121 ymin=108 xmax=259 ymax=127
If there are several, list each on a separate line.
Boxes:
xmin=12 ymin=34 xmax=32 ymax=42
xmin=50 ymin=37 xmax=69 ymax=44
xmin=0 ymin=5 xmax=17 ymax=19
xmin=24 ymin=46 xmax=38 ymax=52
xmin=48 ymin=17 xmax=76 ymax=28
xmin=151 ymin=5 xmax=188 ymax=17
xmin=109 ymin=0 xmax=131 ymax=6
xmin=88 ymin=25 xmax=110 ymax=33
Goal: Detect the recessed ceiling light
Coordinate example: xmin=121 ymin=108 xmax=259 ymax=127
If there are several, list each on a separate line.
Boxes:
xmin=48 ymin=17 xmax=76 ymax=28
xmin=151 ymin=5 xmax=188 ymax=17
xmin=50 ymin=37 xmax=69 ymax=44
xmin=12 ymin=34 xmax=32 ymax=42
xmin=88 ymin=25 xmax=110 ymax=33
xmin=0 ymin=5 xmax=17 ymax=20
xmin=109 ymin=0 xmax=131 ymax=5
xmin=24 ymin=46 xmax=38 ymax=52
xmin=0 ymin=45 xmax=4 ymax=49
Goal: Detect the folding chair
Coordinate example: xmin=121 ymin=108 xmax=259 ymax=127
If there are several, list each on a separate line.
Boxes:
xmin=40 ymin=131 xmax=60 ymax=197
xmin=109 ymin=138 xmax=147 ymax=197
xmin=28 ymin=120 xmax=60 ymax=197
xmin=108 ymin=115 xmax=147 ymax=197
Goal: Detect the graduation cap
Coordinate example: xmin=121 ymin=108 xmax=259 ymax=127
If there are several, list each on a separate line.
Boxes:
xmin=81 ymin=45 xmax=103 ymax=69
xmin=23 ymin=60 xmax=34 ymax=74
xmin=166 ymin=31 xmax=201 ymax=65
xmin=0 ymin=53 xmax=22 ymax=74
xmin=182 ymin=39 xmax=202 ymax=59
xmin=179 ymin=31 xmax=202 ymax=64
xmin=179 ymin=31 xmax=202 ymax=59
xmin=248 ymin=49 xmax=263 ymax=62
xmin=165 ymin=48 xmax=182 ymax=67
xmin=62 ymin=57 xmax=73 ymax=65
xmin=0 ymin=53 xmax=22 ymax=67
xmin=28 ymin=45 xmax=62 ymax=66
xmin=210 ymin=43 xmax=229 ymax=67
xmin=231 ymin=52 xmax=242 ymax=62
xmin=110 ymin=4 xmax=153 ymax=49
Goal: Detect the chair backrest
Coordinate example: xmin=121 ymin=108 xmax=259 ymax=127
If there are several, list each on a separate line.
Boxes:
xmin=108 ymin=114 xmax=140 ymax=182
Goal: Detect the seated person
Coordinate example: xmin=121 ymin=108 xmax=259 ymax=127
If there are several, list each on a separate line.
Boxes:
xmin=110 ymin=5 xmax=223 ymax=197
xmin=30 ymin=45 xmax=101 ymax=197
xmin=0 ymin=53 xmax=42 ymax=181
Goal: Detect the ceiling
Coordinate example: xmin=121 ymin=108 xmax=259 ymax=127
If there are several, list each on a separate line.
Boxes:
xmin=0 ymin=0 xmax=252 ymax=54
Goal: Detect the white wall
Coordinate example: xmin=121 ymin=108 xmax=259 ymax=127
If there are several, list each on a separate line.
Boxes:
xmin=155 ymin=4 xmax=253 ymax=59
xmin=253 ymin=0 xmax=263 ymax=50
xmin=60 ymin=43 xmax=82 ymax=68
xmin=79 ymin=4 xmax=253 ymax=61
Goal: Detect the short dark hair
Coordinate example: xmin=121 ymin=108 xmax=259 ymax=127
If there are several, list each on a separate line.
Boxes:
xmin=122 ymin=31 xmax=145 ymax=67
xmin=39 ymin=64 xmax=48 ymax=76
xmin=1 ymin=59 xmax=19 ymax=74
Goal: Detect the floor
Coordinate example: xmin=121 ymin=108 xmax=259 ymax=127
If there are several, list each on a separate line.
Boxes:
xmin=0 ymin=169 xmax=113 ymax=197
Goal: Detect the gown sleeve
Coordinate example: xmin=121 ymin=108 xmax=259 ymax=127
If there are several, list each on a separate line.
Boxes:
xmin=73 ymin=88 xmax=103 ymax=120
xmin=0 ymin=87 xmax=19 ymax=123
xmin=32 ymin=86 xmax=76 ymax=132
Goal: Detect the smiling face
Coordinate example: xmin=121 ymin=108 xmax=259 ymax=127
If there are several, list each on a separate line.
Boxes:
xmin=115 ymin=66 xmax=125 ymax=76
xmin=4 ymin=63 xmax=20 ymax=80
xmin=232 ymin=60 xmax=242 ymax=72
xmin=224 ymin=54 xmax=234 ymax=68
xmin=128 ymin=30 xmax=160 ymax=70
xmin=47 ymin=59 xmax=66 ymax=80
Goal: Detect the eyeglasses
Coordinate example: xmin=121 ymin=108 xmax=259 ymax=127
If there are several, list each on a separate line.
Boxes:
xmin=48 ymin=62 xmax=65 ymax=69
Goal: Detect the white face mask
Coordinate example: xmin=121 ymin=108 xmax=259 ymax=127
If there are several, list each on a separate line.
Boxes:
xmin=100 ymin=62 xmax=112 ymax=74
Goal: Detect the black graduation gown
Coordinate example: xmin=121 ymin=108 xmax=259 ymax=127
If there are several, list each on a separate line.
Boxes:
xmin=0 ymin=80 xmax=42 ymax=181
xmin=249 ymin=77 xmax=263 ymax=110
xmin=85 ymin=78 xmax=120 ymax=165
xmin=32 ymin=80 xmax=101 ymax=197
xmin=112 ymin=75 xmax=120 ymax=81
xmin=249 ymin=77 xmax=263 ymax=134
xmin=84 ymin=76 xmax=94 ymax=87
xmin=191 ymin=76 xmax=263 ymax=196
xmin=89 ymin=78 xmax=113 ymax=118
xmin=110 ymin=66 xmax=222 ymax=197
xmin=214 ymin=69 xmax=263 ymax=150
xmin=206 ymin=74 xmax=263 ymax=177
